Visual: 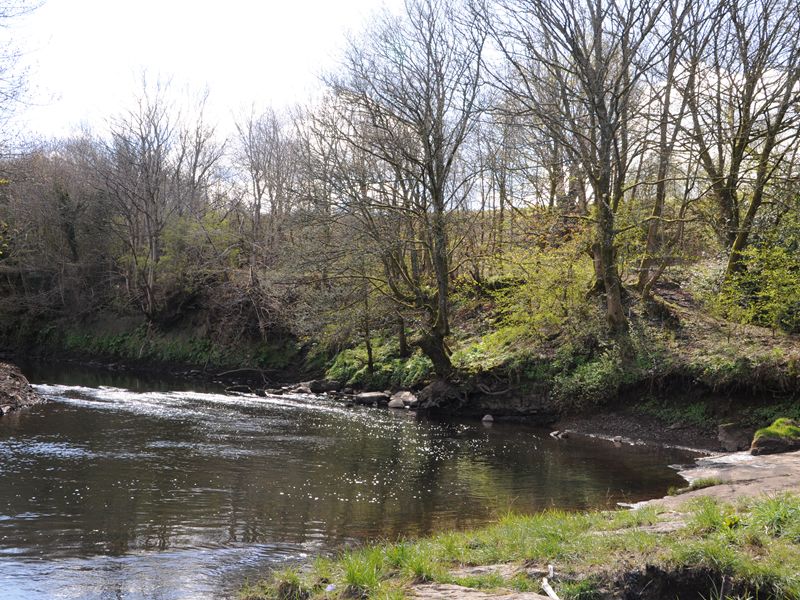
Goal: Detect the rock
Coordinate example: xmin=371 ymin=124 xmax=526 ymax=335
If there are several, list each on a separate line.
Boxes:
xmin=265 ymin=388 xmax=284 ymax=395
xmin=225 ymin=385 xmax=253 ymax=395
xmin=751 ymin=418 xmax=800 ymax=455
xmin=387 ymin=397 xmax=405 ymax=409
xmin=410 ymin=583 xmax=549 ymax=599
xmin=481 ymin=414 xmax=494 ymax=422
xmin=291 ymin=384 xmax=313 ymax=395
xmin=612 ymin=435 xmax=623 ymax=443
xmin=306 ymin=379 xmax=342 ymax=394
xmin=0 ymin=362 xmax=46 ymax=416
xmin=718 ymin=423 xmax=754 ymax=452
xmin=751 ymin=435 xmax=800 ymax=456
xmin=342 ymin=387 xmax=354 ymax=395
xmin=417 ymin=379 xmax=465 ymax=411
xmin=354 ymin=391 xmax=390 ymax=406
xmin=390 ymin=390 xmax=418 ymax=408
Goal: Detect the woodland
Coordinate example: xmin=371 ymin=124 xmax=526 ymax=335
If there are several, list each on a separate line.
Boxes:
xmin=1 ymin=0 xmax=798 ymax=406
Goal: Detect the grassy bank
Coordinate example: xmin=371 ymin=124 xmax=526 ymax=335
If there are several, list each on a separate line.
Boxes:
xmin=242 ymin=493 xmax=800 ymax=600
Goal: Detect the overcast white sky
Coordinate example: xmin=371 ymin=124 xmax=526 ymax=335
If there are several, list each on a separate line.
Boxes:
xmin=11 ymin=0 xmax=400 ymax=139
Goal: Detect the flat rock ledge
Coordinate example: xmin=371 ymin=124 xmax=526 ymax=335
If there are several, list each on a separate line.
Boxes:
xmin=644 ymin=448 xmax=800 ymax=510
xmin=410 ymin=584 xmax=549 ymax=599
xmin=0 ymin=362 xmax=46 ymax=416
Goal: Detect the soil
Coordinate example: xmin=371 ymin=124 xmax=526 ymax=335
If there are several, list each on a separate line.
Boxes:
xmin=554 ymin=408 xmax=720 ymax=452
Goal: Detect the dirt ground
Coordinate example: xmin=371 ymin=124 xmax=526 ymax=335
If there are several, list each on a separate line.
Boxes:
xmin=554 ymin=409 xmax=720 ymax=452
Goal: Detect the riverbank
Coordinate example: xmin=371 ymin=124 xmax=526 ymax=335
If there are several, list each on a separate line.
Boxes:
xmin=5 ymin=285 xmax=799 ymax=438
xmin=242 ymin=450 xmax=800 ymax=600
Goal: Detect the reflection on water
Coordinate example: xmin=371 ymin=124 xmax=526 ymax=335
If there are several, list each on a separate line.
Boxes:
xmin=0 ymin=369 xmax=697 ymax=599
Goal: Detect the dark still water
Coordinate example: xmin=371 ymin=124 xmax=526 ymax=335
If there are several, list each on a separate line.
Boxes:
xmin=0 ymin=367 xmax=697 ymax=599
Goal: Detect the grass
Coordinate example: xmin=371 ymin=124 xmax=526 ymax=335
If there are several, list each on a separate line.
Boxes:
xmin=241 ymin=494 xmax=800 ymax=600
xmin=668 ymin=477 xmax=725 ymax=496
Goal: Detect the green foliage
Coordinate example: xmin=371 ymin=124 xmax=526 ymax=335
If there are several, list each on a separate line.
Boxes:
xmin=551 ymin=345 xmax=628 ymax=407
xmin=637 ymin=399 xmax=711 ymax=427
xmin=42 ymin=322 xmax=296 ymax=371
xmin=687 ymin=497 xmax=738 ymax=534
xmin=326 ymin=343 xmax=433 ymax=389
xmin=452 ymin=229 xmax=595 ymax=377
xmin=749 ymin=494 xmax=800 ymax=539
xmin=716 ymin=243 xmax=800 ymax=335
xmin=341 ymin=548 xmax=384 ymax=595
xmin=559 ymin=579 xmax=603 ymax=600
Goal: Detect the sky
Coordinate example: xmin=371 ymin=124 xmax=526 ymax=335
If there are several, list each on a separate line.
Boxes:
xmin=10 ymin=0 xmax=400 ymax=139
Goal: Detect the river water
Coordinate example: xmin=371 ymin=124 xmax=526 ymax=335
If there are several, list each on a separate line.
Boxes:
xmin=0 ymin=366 xmax=698 ymax=599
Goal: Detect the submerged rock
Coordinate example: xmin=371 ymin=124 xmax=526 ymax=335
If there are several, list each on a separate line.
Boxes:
xmin=0 ymin=362 xmax=46 ymax=416
xmin=290 ymin=384 xmax=313 ymax=395
xmin=354 ymin=391 xmax=390 ymax=406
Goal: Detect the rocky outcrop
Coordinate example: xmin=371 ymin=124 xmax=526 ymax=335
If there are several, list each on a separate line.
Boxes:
xmin=306 ymin=379 xmax=342 ymax=394
xmin=751 ymin=435 xmax=800 ymax=456
xmin=750 ymin=418 xmax=800 ymax=456
xmin=390 ymin=390 xmax=417 ymax=408
xmin=417 ymin=379 xmax=467 ymax=411
xmin=718 ymin=423 xmax=754 ymax=452
xmin=0 ymin=362 xmax=46 ymax=416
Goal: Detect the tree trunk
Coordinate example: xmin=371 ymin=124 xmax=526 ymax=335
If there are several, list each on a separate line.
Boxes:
xmin=418 ymin=330 xmax=452 ymax=378
xmin=397 ymin=314 xmax=409 ymax=358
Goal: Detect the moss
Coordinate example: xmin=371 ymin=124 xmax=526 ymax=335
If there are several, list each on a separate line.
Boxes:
xmin=754 ymin=418 xmax=800 ymax=443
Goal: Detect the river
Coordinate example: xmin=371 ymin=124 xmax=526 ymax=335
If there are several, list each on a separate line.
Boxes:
xmin=0 ymin=365 xmax=697 ymax=599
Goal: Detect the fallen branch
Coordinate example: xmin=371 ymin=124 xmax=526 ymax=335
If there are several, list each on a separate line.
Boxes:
xmin=542 ymin=577 xmax=561 ymax=600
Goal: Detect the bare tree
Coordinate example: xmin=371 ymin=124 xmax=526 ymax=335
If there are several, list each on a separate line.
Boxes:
xmin=636 ymin=0 xmax=692 ymax=296
xmin=0 ymin=0 xmax=36 ymax=149
xmin=315 ymin=0 xmax=485 ymax=376
xmin=234 ymin=107 xmax=297 ymax=283
xmin=677 ymin=0 xmax=800 ymax=278
xmin=97 ymin=80 xmax=224 ymax=319
xmin=484 ymin=0 xmax=667 ymax=332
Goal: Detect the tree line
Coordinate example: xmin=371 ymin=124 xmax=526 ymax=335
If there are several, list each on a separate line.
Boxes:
xmin=1 ymin=0 xmax=798 ymax=378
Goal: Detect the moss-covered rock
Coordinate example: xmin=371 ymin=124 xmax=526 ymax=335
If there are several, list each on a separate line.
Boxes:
xmin=751 ymin=418 xmax=800 ymax=455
